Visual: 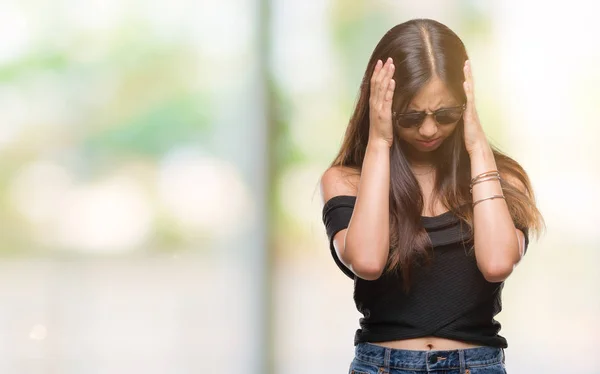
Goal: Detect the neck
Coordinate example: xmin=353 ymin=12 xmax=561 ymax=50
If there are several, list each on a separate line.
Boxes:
xmin=404 ymin=147 xmax=436 ymax=168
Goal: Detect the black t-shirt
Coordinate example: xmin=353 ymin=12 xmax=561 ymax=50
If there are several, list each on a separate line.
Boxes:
xmin=322 ymin=195 xmax=529 ymax=348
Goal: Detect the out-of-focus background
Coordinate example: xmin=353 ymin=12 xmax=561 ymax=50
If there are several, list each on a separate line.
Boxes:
xmin=0 ymin=0 xmax=598 ymax=373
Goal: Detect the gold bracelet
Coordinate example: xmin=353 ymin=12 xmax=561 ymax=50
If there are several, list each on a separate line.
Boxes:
xmin=472 ymin=194 xmax=505 ymax=207
xmin=469 ymin=175 xmax=502 ymax=193
xmin=471 ymin=170 xmax=500 ymax=184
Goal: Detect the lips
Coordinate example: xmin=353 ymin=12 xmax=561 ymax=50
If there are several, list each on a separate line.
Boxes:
xmin=417 ymin=138 xmax=442 ymax=148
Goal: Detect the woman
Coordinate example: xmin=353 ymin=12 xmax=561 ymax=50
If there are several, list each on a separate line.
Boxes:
xmin=320 ymin=19 xmax=543 ymax=374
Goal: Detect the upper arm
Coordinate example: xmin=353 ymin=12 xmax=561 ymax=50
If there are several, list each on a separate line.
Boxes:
xmin=516 ymin=228 xmax=526 ymax=256
xmin=501 ymin=171 xmax=529 ymax=256
xmin=319 ymin=166 xmax=360 ymax=266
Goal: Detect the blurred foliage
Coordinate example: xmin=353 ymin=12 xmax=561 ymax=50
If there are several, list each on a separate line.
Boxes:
xmin=0 ymin=15 xmax=217 ymax=255
xmin=330 ymin=3 xmax=390 ymax=112
xmin=83 ymin=92 xmax=211 ymax=158
xmin=0 ymin=51 xmax=70 ymax=82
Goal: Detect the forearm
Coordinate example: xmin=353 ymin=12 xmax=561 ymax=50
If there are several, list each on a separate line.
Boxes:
xmin=470 ymin=142 xmax=520 ymax=281
xmin=344 ymin=138 xmax=391 ymax=275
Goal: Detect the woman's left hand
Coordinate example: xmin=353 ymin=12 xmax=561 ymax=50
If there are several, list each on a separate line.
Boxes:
xmin=463 ymin=60 xmax=489 ymax=155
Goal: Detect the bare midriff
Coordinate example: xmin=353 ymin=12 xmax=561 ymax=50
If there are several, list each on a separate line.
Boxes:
xmin=371 ymin=337 xmax=481 ymax=351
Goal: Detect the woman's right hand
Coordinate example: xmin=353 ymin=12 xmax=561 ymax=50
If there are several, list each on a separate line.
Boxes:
xmin=368 ymin=58 xmax=396 ymax=148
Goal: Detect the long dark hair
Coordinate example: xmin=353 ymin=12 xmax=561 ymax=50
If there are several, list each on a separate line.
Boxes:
xmin=330 ymin=19 xmax=544 ymax=287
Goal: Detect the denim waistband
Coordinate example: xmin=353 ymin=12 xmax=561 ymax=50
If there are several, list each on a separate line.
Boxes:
xmin=355 ymin=343 xmax=504 ymax=371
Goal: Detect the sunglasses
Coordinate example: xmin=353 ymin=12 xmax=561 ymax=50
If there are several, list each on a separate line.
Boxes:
xmin=393 ymin=104 xmax=466 ymax=128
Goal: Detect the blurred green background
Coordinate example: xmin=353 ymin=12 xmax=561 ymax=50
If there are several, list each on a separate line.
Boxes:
xmin=0 ymin=0 xmax=598 ymax=373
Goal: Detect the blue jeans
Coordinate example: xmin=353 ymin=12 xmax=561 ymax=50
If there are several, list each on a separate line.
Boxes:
xmin=349 ymin=343 xmax=506 ymax=374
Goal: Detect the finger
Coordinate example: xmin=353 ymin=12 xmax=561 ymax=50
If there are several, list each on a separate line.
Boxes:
xmin=376 ymin=58 xmax=394 ymax=102
xmin=383 ymin=79 xmax=395 ymax=109
xmin=376 ymin=58 xmax=392 ymax=87
xmin=463 ymin=81 xmax=474 ymax=113
xmin=371 ymin=60 xmax=383 ymax=97
xmin=372 ymin=59 xmax=383 ymax=79
xmin=463 ymin=61 xmax=475 ymax=105
xmin=466 ymin=60 xmax=474 ymax=87
xmin=379 ymin=61 xmax=395 ymax=102
xmin=463 ymin=61 xmax=475 ymax=96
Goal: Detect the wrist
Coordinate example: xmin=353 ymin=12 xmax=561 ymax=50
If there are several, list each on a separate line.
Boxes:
xmin=469 ymin=141 xmax=498 ymax=178
xmin=367 ymin=136 xmax=393 ymax=150
xmin=467 ymin=139 xmax=491 ymax=157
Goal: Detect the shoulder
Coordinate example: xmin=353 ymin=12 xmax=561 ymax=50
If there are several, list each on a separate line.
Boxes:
xmin=319 ymin=165 xmax=360 ymax=205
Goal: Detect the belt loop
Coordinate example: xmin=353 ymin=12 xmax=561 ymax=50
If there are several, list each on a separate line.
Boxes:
xmin=459 ymin=349 xmax=466 ymax=373
xmin=384 ymin=347 xmax=391 ymax=371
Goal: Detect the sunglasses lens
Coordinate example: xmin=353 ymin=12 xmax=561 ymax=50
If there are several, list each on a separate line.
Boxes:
xmin=397 ymin=113 xmax=425 ymax=128
xmin=435 ymin=108 xmax=463 ymax=124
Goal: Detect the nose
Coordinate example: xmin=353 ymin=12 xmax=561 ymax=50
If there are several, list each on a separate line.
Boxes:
xmin=418 ymin=115 xmax=438 ymax=138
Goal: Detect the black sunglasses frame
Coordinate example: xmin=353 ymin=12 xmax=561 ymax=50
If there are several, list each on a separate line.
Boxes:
xmin=393 ymin=104 xmax=467 ymax=128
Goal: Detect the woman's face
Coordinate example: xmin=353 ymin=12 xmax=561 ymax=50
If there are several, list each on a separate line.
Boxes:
xmin=395 ymin=76 xmax=461 ymax=154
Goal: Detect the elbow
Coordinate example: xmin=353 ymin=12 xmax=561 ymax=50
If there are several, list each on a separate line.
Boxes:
xmin=344 ymin=237 xmax=388 ymax=281
xmin=345 ymin=245 xmax=386 ymax=280
xmin=479 ymin=260 xmax=514 ymax=283
xmin=350 ymin=259 xmax=386 ymax=280
xmin=476 ymin=238 xmax=521 ymax=283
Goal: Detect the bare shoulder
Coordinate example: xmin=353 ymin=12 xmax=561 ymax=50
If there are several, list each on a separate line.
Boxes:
xmin=319 ymin=165 xmax=360 ymax=205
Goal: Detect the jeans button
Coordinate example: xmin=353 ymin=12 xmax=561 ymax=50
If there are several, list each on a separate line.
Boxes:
xmin=429 ymin=354 xmax=437 ymax=364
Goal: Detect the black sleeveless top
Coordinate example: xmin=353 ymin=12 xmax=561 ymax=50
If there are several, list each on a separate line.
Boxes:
xmin=321 ymin=195 xmax=529 ymax=348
